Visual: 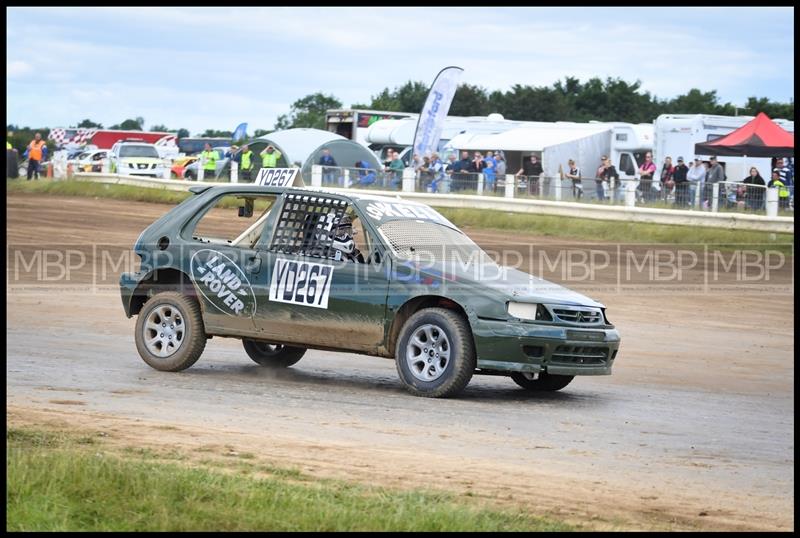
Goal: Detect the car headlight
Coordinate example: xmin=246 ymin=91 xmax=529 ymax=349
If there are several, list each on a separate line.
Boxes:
xmin=507 ymin=302 xmax=549 ymax=321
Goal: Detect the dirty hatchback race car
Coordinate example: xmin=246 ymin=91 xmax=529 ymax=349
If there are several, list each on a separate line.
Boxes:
xmin=120 ymin=181 xmax=621 ymax=398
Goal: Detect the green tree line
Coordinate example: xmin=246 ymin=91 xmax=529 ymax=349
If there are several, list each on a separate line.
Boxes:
xmin=7 ymin=76 xmax=792 ymax=153
xmin=276 ymin=76 xmax=793 ymax=130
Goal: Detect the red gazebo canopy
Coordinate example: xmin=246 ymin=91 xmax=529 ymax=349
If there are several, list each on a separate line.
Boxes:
xmin=694 ymin=112 xmax=794 ymax=158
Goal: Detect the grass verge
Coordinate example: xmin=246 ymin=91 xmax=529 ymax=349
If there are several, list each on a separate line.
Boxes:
xmin=7 ymin=426 xmax=572 ymax=532
xmin=7 ymin=179 xmax=793 ymax=252
xmin=436 ymin=207 xmax=793 ymax=252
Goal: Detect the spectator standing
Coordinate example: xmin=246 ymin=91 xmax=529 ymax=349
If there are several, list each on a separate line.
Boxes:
xmin=450 ymin=150 xmax=472 ymax=191
xmin=687 ymin=158 xmax=706 ymax=207
xmin=495 ymin=153 xmax=507 ymax=179
xmin=411 ymin=154 xmax=423 ymax=176
xmin=483 ymin=158 xmax=497 ymax=192
xmin=516 ymin=154 xmax=543 ymax=196
xmin=318 ymin=147 xmax=338 ymax=185
xmin=387 ymin=150 xmax=405 ymax=190
xmin=429 ymin=152 xmax=445 ymax=193
xmin=565 ymin=159 xmax=582 ymax=200
xmin=705 ymin=156 xmax=725 ymax=209
xmin=200 ymin=143 xmax=217 ymax=181
xmin=445 ymin=153 xmax=458 ymax=174
xmin=742 ymin=167 xmax=766 ymax=211
xmin=470 ymin=151 xmax=484 ymax=173
xmin=238 ymin=144 xmax=254 ymax=182
xmin=659 ymin=156 xmax=675 ymax=202
xmin=672 ymin=157 xmax=689 ymax=207
xmin=7 ymin=132 xmax=19 ymax=179
xmin=25 ymin=132 xmax=47 ymax=180
xmin=638 ymin=152 xmax=656 ymax=202
xmin=260 ymin=144 xmax=282 ymax=169
xmin=418 ymin=155 xmax=433 ymax=189
xmin=483 ymin=151 xmax=497 ymax=170
xmin=595 ymin=156 xmax=608 ymax=201
xmin=600 ymin=156 xmax=619 ymax=202
xmin=773 ymin=157 xmax=793 ymax=208
xmin=768 ymin=170 xmax=790 ymax=210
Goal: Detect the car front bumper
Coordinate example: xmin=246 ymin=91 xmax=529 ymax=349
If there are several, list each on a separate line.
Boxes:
xmin=471 ymin=318 xmax=621 ymax=376
xmin=117 ymin=166 xmax=164 ymax=178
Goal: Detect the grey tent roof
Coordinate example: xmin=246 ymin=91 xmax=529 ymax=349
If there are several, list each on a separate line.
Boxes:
xmin=219 ymin=128 xmax=382 ymax=182
xmin=227 ymin=128 xmax=382 ymax=183
xmin=254 ymin=128 xmax=347 ymax=166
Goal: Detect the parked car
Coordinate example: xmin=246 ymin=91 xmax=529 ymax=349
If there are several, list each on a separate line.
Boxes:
xmin=71 ymin=149 xmax=108 ymax=173
xmin=170 ymin=155 xmax=198 ymax=179
xmin=109 ymin=139 xmax=167 ymax=178
xmin=183 ymin=146 xmax=230 ymax=180
xmin=120 ymin=184 xmax=621 ymax=397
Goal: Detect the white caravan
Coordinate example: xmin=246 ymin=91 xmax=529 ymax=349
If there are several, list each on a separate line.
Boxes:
xmin=653 ymin=114 xmax=794 ymax=184
xmin=364 ymin=113 xmax=528 ymax=162
xmin=445 ymin=121 xmax=653 ymax=185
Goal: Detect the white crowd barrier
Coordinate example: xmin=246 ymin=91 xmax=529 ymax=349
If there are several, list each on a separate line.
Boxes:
xmin=67 ymin=171 xmax=794 ymax=234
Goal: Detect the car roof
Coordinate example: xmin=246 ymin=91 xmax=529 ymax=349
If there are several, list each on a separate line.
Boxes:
xmin=193 ymin=184 xmax=419 ymax=205
xmin=190 ymin=184 xmax=458 ymax=230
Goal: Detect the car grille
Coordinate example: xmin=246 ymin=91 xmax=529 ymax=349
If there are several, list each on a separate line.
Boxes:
xmin=550 ymin=306 xmax=603 ymax=325
xmin=137 ymin=163 xmax=149 ymax=169
xmin=551 ymin=345 xmax=608 ymax=365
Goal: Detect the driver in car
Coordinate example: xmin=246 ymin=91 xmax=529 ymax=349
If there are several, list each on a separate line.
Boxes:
xmin=331 ymin=214 xmax=364 ymax=263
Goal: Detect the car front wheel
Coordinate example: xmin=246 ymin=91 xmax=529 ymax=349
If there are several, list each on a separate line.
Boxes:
xmin=134 ymin=292 xmax=207 ymax=372
xmin=242 ymin=339 xmax=306 ymax=368
xmin=510 ymin=372 xmax=574 ymax=392
xmin=395 ymin=308 xmax=475 ymax=398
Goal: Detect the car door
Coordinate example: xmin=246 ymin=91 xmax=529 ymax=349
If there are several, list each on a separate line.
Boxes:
xmin=249 ymin=192 xmax=389 ymax=353
xmin=183 ymin=192 xmax=282 ymax=337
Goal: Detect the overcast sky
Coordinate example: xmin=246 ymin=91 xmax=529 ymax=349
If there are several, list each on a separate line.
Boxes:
xmin=6 ymin=6 xmax=794 ymax=136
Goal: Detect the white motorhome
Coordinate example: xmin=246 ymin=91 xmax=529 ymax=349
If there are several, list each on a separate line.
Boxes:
xmin=653 ymin=114 xmax=794 ymax=184
xmin=365 ymin=113 xmax=527 ymax=162
xmin=445 ymin=122 xmax=652 ymax=187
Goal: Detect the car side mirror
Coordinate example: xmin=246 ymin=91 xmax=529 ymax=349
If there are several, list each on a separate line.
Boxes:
xmin=238 ymin=199 xmax=254 ymax=218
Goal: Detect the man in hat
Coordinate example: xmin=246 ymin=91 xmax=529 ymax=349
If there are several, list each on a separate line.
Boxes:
xmin=672 ymin=156 xmax=690 ymax=207
xmin=706 ymin=156 xmax=725 ymax=208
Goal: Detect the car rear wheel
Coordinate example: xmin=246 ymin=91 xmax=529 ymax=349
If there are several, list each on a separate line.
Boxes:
xmin=134 ymin=292 xmax=206 ymax=372
xmin=510 ymin=372 xmax=574 ymax=392
xmin=185 ymin=170 xmax=196 ymax=181
xmin=395 ymin=308 xmax=475 ymax=398
xmin=242 ymin=339 xmax=306 ymax=368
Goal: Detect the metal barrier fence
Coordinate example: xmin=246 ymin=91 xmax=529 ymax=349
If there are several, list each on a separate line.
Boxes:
xmin=64 ymin=162 xmax=789 ymax=218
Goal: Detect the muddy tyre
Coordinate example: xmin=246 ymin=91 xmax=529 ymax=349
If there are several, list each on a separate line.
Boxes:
xmin=395 ymin=308 xmax=475 ymax=398
xmin=510 ymin=372 xmax=574 ymax=392
xmin=135 ymin=292 xmax=206 ymax=372
xmin=243 ymin=339 xmax=305 ymax=368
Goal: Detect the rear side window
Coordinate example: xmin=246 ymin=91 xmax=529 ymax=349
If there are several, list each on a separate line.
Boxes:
xmin=269 ymin=193 xmax=348 ymax=260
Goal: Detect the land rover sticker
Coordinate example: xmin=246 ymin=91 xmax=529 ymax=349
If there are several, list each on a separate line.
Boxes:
xmin=190 ymin=249 xmax=256 ymax=317
xmin=255 ymin=167 xmax=299 ymax=187
xmin=269 ymin=258 xmax=334 ymax=309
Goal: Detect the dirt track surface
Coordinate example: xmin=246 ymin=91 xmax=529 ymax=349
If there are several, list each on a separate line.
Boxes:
xmin=6 ymin=194 xmax=795 ymax=531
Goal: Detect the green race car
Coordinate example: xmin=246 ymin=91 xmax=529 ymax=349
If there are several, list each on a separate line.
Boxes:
xmin=120 ymin=184 xmax=620 ymax=398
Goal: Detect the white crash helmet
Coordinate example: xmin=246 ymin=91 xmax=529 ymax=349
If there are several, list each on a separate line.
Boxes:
xmin=331 ymin=214 xmax=355 ymax=254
